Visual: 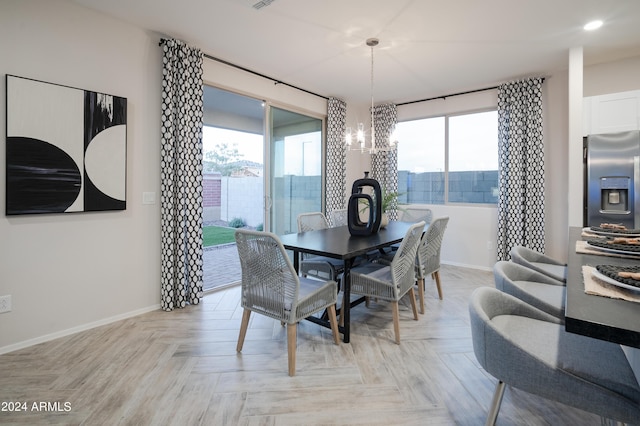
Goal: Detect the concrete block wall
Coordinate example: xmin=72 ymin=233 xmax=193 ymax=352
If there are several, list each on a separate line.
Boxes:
xmin=220 ymin=176 xmax=264 ymax=227
xmin=398 ymin=170 xmax=498 ymax=204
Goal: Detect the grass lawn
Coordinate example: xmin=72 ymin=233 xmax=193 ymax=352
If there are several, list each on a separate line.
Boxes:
xmin=203 ymin=225 xmax=237 ymax=247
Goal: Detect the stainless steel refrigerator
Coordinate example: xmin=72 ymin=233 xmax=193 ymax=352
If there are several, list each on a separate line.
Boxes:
xmin=585 ymin=130 xmax=640 ymax=228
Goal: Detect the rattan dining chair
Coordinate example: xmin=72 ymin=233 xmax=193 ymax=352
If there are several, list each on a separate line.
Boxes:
xmin=296 ymin=212 xmax=346 ymax=282
xmin=415 ymin=216 xmax=449 ymax=313
xmin=235 ymin=229 xmax=339 ymax=376
xmin=328 ymin=209 xmax=348 ymax=227
xmin=350 ymin=221 xmax=426 ymax=344
xmin=384 ymin=205 xmax=433 ymax=256
xmin=400 ymin=206 xmax=433 ymax=225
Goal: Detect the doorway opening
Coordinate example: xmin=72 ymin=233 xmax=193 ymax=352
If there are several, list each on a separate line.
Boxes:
xmin=202 ymin=85 xmax=264 ymax=291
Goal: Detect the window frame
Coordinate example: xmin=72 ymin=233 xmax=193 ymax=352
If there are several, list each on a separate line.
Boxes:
xmin=396 ymin=107 xmax=498 ymax=207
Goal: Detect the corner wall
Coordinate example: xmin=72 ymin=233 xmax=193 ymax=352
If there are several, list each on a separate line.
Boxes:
xmin=0 ymin=1 xmax=162 ymax=352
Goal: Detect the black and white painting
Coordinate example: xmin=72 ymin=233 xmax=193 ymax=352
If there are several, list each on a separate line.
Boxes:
xmin=6 ymin=75 xmax=127 ymax=215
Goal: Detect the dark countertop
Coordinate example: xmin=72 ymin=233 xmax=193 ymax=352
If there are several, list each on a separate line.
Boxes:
xmin=565 ymin=226 xmax=640 ymax=348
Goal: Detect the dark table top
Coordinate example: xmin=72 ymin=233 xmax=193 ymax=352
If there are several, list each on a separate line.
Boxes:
xmin=565 ymin=226 xmax=640 ymax=348
xmin=279 ymin=221 xmax=413 ymax=259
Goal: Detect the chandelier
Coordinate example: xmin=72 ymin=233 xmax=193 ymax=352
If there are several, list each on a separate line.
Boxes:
xmin=345 ymin=38 xmax=398 ymax=154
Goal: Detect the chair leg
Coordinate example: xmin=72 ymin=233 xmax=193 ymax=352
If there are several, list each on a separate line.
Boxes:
xmin=417 ymin=277 xmax=425 ymax=314
xmin=486 ymin=380 xmax=506 ymax=426
xmin=434 ymin=270 xmax=443 ymax=300
xmin=339 ymin=292 xmax=346 ymax=327
xmin=327 ymin=304 xmax=340 ymax=345
xmin=237 ymin=309 xmax=251 ymax=352
xmin=408 ymin=288 xmax=419 ymax=320
xmin=391 ymin=301 xmax=401 ymax=344
xmin=287 ymin=323 xmax=297 ymax=376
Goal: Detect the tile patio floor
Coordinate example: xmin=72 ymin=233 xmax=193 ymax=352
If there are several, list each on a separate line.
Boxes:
xmin=203 ymin=243 xmax=241 ymax=292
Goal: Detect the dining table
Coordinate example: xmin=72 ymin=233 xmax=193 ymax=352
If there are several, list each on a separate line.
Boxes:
xmin=279 ymin=220 xmax=414 ymax=343
xmin=565 ymin=226 xmax=640 ymax=348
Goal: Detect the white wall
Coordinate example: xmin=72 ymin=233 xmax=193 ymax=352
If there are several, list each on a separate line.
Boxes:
xmin=0 ymin=1 xmax=162 ymax=352
xmin=544 ymin=71 xmax=570 ymax=262
xmin=584 ymin=56 xmax=640 ymax=97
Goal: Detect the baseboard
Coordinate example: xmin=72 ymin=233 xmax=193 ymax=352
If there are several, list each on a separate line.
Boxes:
xmin=0 ymin=304 xmax=161 ymax=355
xmin=441 ymin=260 xmax=493 ymax=272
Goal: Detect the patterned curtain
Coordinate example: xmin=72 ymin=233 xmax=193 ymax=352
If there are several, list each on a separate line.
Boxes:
xmin=159 ymin=39 xmax=204 ymax=310
xmin=370 ymin=104 xmax=399 ymax=220
xmin=496 ymin=77 xmax=545 ymax=260
xmin=326 ymin=98 xmax=347 ymax=214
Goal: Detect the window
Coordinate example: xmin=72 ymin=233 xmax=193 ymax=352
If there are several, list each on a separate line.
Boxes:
xmin=396 ymin=110 xmax=498 ymax=205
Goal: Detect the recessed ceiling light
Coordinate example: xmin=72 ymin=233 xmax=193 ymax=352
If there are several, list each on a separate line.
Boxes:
xmin=584 ymin=20 xmax=603 ymax=31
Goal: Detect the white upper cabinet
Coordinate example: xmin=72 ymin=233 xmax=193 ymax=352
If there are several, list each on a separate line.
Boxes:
xmin=584 ymin=90 xmax=640 ymax=136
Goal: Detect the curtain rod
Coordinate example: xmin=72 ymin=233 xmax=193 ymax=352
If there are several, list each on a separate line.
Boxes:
xmin=203 ymin=53 xmax=330 ymax=101
xmin=158 ymin=38 xmax=329 ymax=100
xmin=397 ymin=77 xmax=545 ymax=107
xmin=161 ymin=39 xmax=545 ymax=106
xmin=397 ymin=86 xmax=498 ymax=106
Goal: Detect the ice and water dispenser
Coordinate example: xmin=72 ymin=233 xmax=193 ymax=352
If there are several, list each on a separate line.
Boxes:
xmin=586 ymin=130 xmax=640 ymax=228
xmin=599 ymin=177 xmax=630 ymax=213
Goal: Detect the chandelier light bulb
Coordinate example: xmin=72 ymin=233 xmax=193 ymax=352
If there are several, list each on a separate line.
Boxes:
xmin=345 ymin=127 xmax=353 ymax=146
xmin=357 ymin=122 xmax=365 ymax=145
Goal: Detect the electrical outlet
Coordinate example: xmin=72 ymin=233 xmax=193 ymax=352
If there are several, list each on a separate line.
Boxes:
xmin=0 ymin=295 xmax=11 ymax=313
xmin=142 ymin=192 xmax=156 ymax=205
xmin=486 ymin=241 xmax=494 ymax=251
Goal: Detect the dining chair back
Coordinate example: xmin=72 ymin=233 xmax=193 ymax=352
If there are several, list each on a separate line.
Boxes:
xmin=234 ymin=229 xmax=339 ymax=376
xmin=296 ymin=212 xmax=344 ymax=282
xmin=382 ymin=206 xmax=433 ymax=257
xmin=469 ymin=287 xmax=640 ymax=425
xmin=298 ymin=211 xmax=330 ymax=232
xmin=415 ymin=216 xmax=449 ymax=313
xmin=350 ymin=221 xmax=426 ymax=344
xmin=329 ymin=209 xmax=348 ymax=227
xmin=401 ymin=206 xmax=433 ymax=225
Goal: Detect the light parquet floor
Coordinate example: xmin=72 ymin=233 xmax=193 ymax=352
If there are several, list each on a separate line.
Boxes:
xmin=0 ymin=265 xmax=603 ymax=425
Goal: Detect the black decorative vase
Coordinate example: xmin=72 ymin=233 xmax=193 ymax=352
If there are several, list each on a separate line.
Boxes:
xmin=347 ymin=173 xmax=382 ymax=236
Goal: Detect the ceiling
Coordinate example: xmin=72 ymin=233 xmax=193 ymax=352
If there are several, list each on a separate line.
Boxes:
xmin=73 ymin=0 xmax=640 ymax=106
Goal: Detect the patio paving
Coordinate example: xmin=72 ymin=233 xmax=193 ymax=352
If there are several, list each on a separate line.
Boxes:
xmin=203 ymin=243 xmax=241 ymax=292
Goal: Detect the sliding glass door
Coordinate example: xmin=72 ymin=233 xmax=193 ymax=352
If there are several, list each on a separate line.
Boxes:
xmin=268 ymin=106 xmax=324 ymax=235
xmin=202 ymin=86 xmax=264 ymax=291
xmin=201 ymin=86 xmax=325 ymax=290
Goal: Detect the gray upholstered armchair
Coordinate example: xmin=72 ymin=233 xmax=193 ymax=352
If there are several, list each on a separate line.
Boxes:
xmin=509 ymin=245 xmax=567 ymax=282
xmin=493 ymin=260 xmax=566 ymax=321
xmin=469 ymin=287 xmax=640 ymax=425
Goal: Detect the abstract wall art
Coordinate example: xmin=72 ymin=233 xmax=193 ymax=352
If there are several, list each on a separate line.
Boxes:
xmin=5 ymin=75 xmax=127 ymax=215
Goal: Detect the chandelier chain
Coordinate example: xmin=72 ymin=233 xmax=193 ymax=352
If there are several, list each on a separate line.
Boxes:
xmin=370 ymin=42 xmax=375 ymax=149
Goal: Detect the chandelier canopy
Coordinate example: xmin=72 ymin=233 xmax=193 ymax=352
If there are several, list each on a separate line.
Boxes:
xmin=345 ymin=38 xmax=397 ymax=154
